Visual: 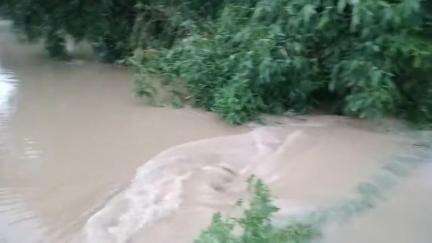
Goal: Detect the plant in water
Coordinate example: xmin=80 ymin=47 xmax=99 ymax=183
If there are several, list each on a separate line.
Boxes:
xmin=195 ymin=176 xmax=318 ymax=243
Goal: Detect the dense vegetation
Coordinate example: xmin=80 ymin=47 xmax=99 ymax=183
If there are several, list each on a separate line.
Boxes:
xmin=195 ymin=177 xmax=318 ymax=243
xmin=0 ymin=0 xmax=137 ymax=61
xmin=0 ymin=0 xmax=431 ymax=125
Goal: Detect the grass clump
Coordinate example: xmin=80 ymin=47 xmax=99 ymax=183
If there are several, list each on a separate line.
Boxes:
xmin=195 ymin=176 xmax=318 ymax=243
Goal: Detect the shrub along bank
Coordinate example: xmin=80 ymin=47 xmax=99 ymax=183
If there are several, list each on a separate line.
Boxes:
xmin=1 ymin=0 xmax=431 ymax=125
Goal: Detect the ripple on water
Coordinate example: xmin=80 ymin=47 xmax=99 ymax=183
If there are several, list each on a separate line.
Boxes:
xmin=0 ymin=187 xmax=45 ymax=243
xmin=0 ymin=65 xmax=45 ymax=242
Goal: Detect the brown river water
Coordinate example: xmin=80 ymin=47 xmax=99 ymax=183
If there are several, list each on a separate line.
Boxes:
xmin=0 ymin=20 xmax=431 ymax=243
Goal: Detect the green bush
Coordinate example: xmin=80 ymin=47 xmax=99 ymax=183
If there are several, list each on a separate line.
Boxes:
xmin=213 ymin=81 xmax=265 ymax=125
xmin=0 ymin=0 xmax=137 ymax=61
xmin=1 ymin=0 xmax=431 ymax=125
xmin=133 ymin=0 xmax=432 ymax=125
xmin=195 ymin=176 xmax=318 ymax=243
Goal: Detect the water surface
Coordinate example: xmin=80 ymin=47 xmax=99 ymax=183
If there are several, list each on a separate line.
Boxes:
xmin=0 ymin=20 xmax=244 ymax=242
xmin=0 ymin=20 xmax=431 ymax=243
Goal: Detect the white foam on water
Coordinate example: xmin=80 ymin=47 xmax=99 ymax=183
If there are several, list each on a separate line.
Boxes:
xmin=83 ymin=124 xmax=405 ymax=243
xmin=83 ymin=128 xmax=290 ymax=243
xmin=84 ymin=158 xmax=191 ymax=243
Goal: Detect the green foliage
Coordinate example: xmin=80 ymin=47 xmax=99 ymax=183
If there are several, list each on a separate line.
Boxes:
xmin=1 ymin=0 xmax=431 ymax=125
xmin=44 ymin=28 xmax=68 ymax=59
xmin=213 ymin=81 xmax=264 ymax=125
xmin=0 ymin=0 xmax=137 ymax=60
xmin=133 ymin=0 xmax=432 ymax=125
xmin=195 ymin=177 xmax=318 ymax=243
xmin=196 ymin=213 xmax=237 ymax=243
xmin=0 ymin=0 xmax=226 ymax=59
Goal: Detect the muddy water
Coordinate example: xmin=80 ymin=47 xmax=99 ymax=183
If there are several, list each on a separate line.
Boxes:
xmin=0 ymin=20 xmax=431 ymax=243
xmin=0 ymin=20 xmax=244 ymax=242
xmin=320 ymin=161 xmax=432 ymax=243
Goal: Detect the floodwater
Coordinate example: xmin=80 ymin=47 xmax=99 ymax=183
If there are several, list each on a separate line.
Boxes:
xmin=0 ymin=20 xmax=431 ymax=243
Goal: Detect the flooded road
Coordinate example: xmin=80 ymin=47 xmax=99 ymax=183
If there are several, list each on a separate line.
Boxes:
xmin=0 ymin=20 xmax=432 ymax=243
